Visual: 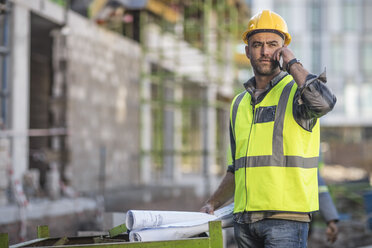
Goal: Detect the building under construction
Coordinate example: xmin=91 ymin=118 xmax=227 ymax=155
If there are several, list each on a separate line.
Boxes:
xmin=3 ymin=0 xmax=372 ymax=247
xmin=0 ymin=0 xmax=249 ymax=243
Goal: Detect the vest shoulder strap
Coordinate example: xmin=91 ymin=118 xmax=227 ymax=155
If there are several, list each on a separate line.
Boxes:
xmin=231 ymin=91 xmax=247 ymax=135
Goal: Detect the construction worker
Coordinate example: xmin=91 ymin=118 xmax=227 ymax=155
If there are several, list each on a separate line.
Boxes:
xmin=200 ymin=10 xmax=337 ymax=248
xmin=317 ymin=171 xmax=339 ymax=243
xmin=313 ymin=150 xmax=339 ymax=243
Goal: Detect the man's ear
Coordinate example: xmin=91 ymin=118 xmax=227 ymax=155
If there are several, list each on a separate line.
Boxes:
xmin=245 ymin=45 xmax=250 ymax=59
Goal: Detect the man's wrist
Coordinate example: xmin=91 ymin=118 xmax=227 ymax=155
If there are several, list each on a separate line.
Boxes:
xmin=327 ymin=219 xmax=339 ymax=224
xmin=286 ymin=58 xmax=302 ymax=74
xmin=207 ymin=199 xmax=223 ymax=211
xmin=206 ymin=200 xmax=216 ymax=208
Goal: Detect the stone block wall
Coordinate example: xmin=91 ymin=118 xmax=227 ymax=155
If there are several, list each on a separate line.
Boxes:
xmin=65 ymin=14 xmax=142 ymax=192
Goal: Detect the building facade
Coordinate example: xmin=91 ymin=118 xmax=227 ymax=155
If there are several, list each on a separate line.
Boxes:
xmin=0 ymin=0 xmax=247 ymax=206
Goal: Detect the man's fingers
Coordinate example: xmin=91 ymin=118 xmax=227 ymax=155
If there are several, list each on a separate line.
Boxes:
xmin=326 ymin=229 xmax=334 ymax=243
xmin=326 ymin=222 xmax=338 ymax=244
xmin=200 ymin=204 xmax=214 ymax=214
xmin=274 ymin=48 xmax=282 ymax=61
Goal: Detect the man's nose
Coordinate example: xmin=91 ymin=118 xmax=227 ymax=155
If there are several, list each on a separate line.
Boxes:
xmin=261 ymin=44 xmax=269 ymax=57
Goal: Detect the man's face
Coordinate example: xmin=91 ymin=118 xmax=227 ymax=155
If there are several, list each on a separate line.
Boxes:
xmin=245 ymin=32 xmax=284 ymax=76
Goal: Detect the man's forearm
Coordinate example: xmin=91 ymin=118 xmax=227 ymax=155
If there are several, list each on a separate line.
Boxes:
xmin=288 ymin=62 xmax=309 ymax=87
xmin=275 ymin=46 xmax=309 ymax=87
xmin=206 ymin=171 xmax=235 ymax=209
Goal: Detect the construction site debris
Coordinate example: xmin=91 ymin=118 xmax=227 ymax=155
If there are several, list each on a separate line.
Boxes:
xmin=321 ymin=165 xmax=368 ymax=183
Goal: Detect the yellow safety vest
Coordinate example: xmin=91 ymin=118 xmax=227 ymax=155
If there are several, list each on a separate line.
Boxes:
xmin=230 ymin=74 xmax=319 ymax=214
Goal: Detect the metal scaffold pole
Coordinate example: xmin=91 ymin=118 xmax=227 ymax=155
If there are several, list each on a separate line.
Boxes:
xmin=202 ymin=0 xmax=212 ymax=197
xmin=0 ymin=0 xmax=10 ymax=128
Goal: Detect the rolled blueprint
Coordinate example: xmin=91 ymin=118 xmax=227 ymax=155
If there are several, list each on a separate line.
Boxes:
xmin=126 ymin=210 xmax=215 ymax=230
xmin=129 ymin=223 xmax=210 ymax=241
xmin=127 ymin=203 xmax=234 ymax=242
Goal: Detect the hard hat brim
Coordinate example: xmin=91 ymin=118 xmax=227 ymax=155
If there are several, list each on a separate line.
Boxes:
xmin=242 ymin=29 xmax=291 ymax=46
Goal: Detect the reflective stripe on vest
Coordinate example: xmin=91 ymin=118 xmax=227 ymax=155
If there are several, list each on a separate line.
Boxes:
xmin=231 ymin=75 xmax=319 ymax=213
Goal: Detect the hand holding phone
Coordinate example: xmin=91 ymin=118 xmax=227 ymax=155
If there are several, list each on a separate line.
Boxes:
xmin=274 ymin=46 xmax=295 ymax=72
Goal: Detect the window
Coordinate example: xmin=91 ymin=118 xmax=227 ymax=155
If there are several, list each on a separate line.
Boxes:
xmin=183 ymin=2 xmax=204 ymax=49
xmin=361 ymin=83 xmax=372 ymax=117
xmin=308 ymin=0 xmax=322 ymax=32
xmin=344 ymin=82 xmax=359 ymax=118
xmin=312 ymin=40 xmax=322 ymax=74
xmin=343 ymin=0 xmax=357 ymax=31
xmin=330 ymin=39 xmax=342 ymax=73
xmin=274 ymin=3 xmax=291 ymax=28
xmin=289 ymin=41 xmax=302 ymax=61
xmin=215 ymin=107 xmax=229 ymax=176
xmin=149 ymin=65 xmax=178 ymax=180
xmin=181 ymin=84 xmax=203 ymax=174
xmin=362 ymin=41 xmax=372 ymax=76
xmin=363 ymin=0 xmax=372 ymax=32
xmin=150 ymin=83 xmax=164 ymax=175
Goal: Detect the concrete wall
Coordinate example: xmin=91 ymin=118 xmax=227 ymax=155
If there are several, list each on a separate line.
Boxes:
xmin=6 ymin=0 xmax=141 ymax=194
xmin=0 ymin=198 xmax=98 ymax=245
xmin=65 ymin=14 xmax=142 ymax=192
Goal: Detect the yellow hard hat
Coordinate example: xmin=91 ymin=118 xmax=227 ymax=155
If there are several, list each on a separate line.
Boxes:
xmin=242 ymin=10 xmax=292 ymax=46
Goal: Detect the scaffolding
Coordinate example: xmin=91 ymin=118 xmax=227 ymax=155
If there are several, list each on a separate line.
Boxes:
xmin=1 ymin=0 xmax=250 ymax=203
xmin=135 ymin=0 xmax=249 ymax=196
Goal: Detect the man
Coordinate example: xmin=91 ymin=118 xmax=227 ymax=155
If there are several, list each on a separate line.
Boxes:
xmin=317 ymin=172 xmax=339 ymax=243
xmin=200 ymin=10 xmax=337 ymax=248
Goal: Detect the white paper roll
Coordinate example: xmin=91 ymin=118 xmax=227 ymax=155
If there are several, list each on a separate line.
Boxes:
xmin=126 ymin=210 xmax=215 ymax=230
xmin=126 ymin=203 xmax=234 ymax=242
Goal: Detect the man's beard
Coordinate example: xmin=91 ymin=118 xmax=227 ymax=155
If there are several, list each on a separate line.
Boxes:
xmin=251 ymin=58 xmax=280 ymax=76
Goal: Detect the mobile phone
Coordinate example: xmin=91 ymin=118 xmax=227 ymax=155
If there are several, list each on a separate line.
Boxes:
xmin=274 ymin=55 xmax=283 ymax=70
xmin=279 ymin=56 xmax=283 ymax=70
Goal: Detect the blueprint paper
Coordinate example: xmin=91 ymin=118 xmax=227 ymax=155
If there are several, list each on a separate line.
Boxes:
xmin=129 ymin=223 xmax=210 ymax=241
xmin=126 ymin=203 xmax=234 ymax=242
xmin=126 ymin=210 xmax=215 ymax=230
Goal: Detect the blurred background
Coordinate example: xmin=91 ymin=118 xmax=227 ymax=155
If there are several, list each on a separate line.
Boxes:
xmin=0 ymin=0 xmax=371 ymax=247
